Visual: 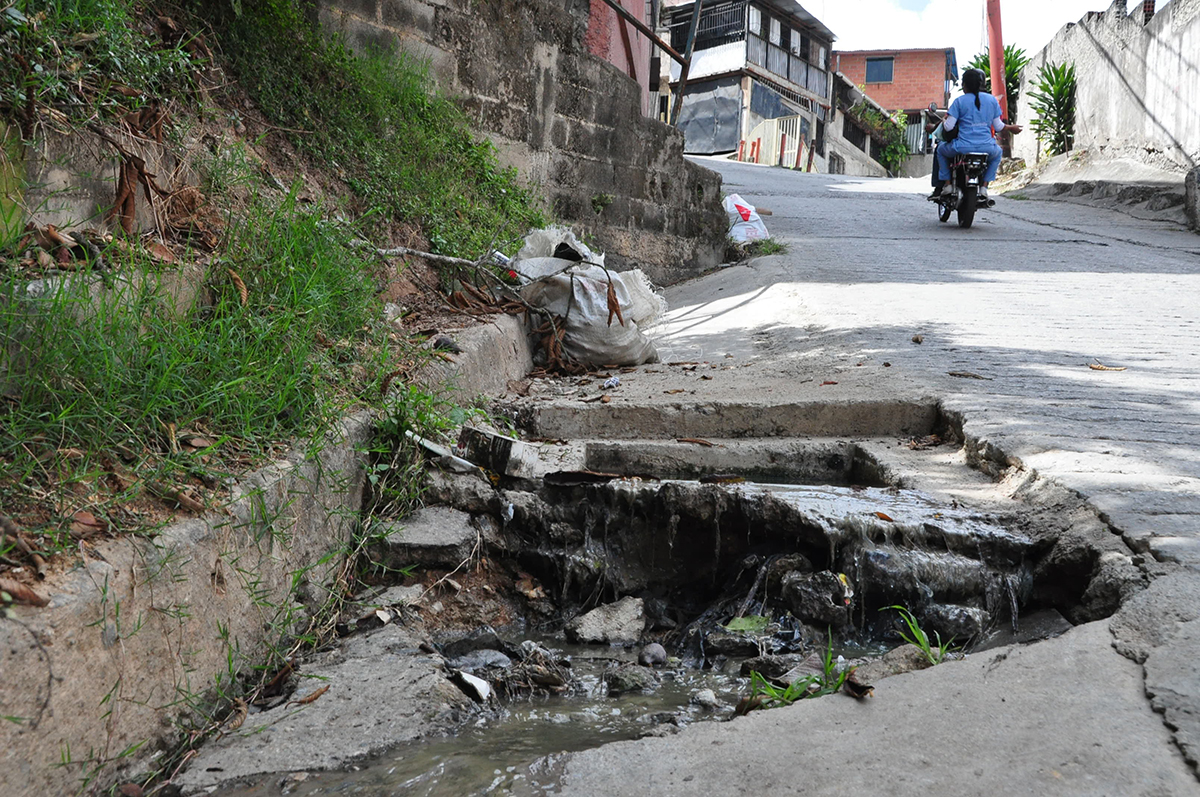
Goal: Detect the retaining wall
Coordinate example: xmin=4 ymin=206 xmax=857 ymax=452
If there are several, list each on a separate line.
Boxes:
xmin=1 ymin=415 xmax=372 ymax=797
xmin=316 ymin=0 xmax=727 ymax=285
xmin=1012 ymin=0 xmax=1200 ymax=174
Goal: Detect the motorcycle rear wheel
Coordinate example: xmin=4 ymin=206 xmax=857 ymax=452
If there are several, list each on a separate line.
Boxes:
xmin=957 ymin=186 xmax=977 ymax=228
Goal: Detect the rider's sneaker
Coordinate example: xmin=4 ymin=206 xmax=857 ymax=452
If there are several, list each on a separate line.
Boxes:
xmin=979 ymin=186 xmax=989 ymax=198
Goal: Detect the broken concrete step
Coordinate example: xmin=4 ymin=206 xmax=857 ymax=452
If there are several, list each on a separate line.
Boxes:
xmin=520 ymin=399 xmax=939 ymax=440
xmin=370 ymin=506 xmax=480 ymax=570
xmin=584 ymin=436 xmax=888 ymax=486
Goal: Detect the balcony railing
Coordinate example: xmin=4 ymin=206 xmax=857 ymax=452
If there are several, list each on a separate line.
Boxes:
xmin=748 ymin=33 xmax=828 ymax=99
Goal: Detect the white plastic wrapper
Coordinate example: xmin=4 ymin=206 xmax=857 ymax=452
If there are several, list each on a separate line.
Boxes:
xmin=723 ymin=193 xmax=769 ymax=242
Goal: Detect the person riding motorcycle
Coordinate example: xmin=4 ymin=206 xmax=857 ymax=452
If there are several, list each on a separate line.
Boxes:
xmin=930 ymin=68 xmax=1022 ymax=200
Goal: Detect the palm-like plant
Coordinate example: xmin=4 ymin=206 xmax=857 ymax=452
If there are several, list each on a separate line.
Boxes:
xmin=1028 ymin=61 xmax=1077 ymax=156
xmin=966 ymin=45 xmax=1031 ymax=121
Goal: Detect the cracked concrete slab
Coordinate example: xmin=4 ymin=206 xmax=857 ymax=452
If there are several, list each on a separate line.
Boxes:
xmin=553 ymin=622 xmax=1198 ymax=796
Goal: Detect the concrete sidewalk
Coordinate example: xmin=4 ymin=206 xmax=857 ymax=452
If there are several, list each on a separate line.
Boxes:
xmin=542 ymin=160 xmax=1200 ymax=792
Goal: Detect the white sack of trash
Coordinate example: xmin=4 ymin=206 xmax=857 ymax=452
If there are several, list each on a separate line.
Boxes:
xmin=723 ymin=193 xmax=769 ymax=242
xmin=512 ymin=227 xmax=666 ymax=367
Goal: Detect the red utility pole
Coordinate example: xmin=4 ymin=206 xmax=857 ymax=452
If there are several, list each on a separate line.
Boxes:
xmin=986 ymin=0 xmax=1008 ymax=120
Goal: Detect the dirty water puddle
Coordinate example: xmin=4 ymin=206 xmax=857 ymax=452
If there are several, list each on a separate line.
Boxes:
xmin=211 ymin=643 xmax=744 ymax=797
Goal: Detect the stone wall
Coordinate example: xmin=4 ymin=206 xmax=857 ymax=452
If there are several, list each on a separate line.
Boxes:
xmin=316 ymin=0 xmax=727 ymax=285
xmin=1012 ymin=0 xmax=1200 ymax=174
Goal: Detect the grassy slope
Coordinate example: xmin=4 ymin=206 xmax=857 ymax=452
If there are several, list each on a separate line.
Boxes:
xmin=0 ymin=0 xmax=543 ymax=558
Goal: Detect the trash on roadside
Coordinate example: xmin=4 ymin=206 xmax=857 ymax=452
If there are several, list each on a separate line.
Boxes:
xmin=456 ymin=426 xmax=538 ymax=478
xmin=513 ymin=227 xmax=666 ymax=370
xmin=602 ymin=376 xmax=621 ymax=389
xmin=723 ymin=194 xmax=769 ymax=242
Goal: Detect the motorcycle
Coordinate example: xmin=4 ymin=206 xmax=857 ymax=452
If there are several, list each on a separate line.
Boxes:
xmin=925 ymin=103 xmax=995 ymax=229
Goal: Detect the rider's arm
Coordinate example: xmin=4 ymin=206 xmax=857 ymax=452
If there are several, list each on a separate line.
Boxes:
xmin=943 ymin=116 xmax=958 ymax=131
xmin=992 ymin=117 xmax=1006 ymax=131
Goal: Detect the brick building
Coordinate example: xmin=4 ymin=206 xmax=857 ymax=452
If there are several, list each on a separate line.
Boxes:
xmin=835 ymin=47 xmax=958 ymax=113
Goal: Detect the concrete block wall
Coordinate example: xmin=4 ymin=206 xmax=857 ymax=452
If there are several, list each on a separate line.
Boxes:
xmin=318 ymin=0 xmax=727 ymax=285
xmin=1012 ymin=0 xmax=1200 ymax=174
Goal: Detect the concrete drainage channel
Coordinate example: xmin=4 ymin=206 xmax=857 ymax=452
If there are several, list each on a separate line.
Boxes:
xmin=190 ymin=397 xmax=1136 ymax=796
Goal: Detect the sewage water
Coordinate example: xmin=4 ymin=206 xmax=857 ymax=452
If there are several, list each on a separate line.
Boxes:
xmin=215 ymin=648 xmax=745 ymax=797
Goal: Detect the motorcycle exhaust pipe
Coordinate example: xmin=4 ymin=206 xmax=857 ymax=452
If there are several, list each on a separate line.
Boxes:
xmin=985 ymin=198 xmax=996 ymax=207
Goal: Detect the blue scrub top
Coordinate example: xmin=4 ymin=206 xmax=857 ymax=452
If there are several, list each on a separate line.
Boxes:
xmin=948 ymin=91 xmax=1002 ymax=150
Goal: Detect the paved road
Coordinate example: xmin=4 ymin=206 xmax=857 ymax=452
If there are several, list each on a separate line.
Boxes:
xmin=549 ymin=160 xmax=1200 ymax=795
xmin=672 ymin=159 xmax=1200 ymax=565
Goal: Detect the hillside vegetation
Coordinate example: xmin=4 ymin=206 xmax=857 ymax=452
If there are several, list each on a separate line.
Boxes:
xmin=0 ymin=0 xmax=543 ymax=572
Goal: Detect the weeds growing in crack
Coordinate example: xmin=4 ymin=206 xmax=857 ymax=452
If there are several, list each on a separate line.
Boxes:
xmin=881 ymin=604 xmax=956 ymax=665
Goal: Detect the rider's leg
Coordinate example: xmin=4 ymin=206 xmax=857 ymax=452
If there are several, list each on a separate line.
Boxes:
xmin=932 ymin=142 xmax=955 ymax=196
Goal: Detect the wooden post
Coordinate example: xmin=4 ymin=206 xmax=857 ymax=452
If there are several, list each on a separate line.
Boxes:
xmin=794 ymin=137 xmax=805 ymax=170
xmin=755 ymin=137 xmax=762 ymax=163
xmin=778 ymin=133 xmax=787 ymax=167
xmin=737 ymin=140 xmax=745 ymax=161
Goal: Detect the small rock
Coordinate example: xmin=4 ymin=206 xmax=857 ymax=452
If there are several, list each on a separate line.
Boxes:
xmin=433 ymin=335 xmax=462 ymax=353
xmin=781 ymin=571 xmax=851 ymax=626
xmin=703 ymin=630 xmax=761 ymax=658
xmin=852 ymin=644 xmax=935 ymax=684
xmin=448 ymin=649 xmax=512 ymax=672
xmin=765 ymin=554 xmax=814 ymax=594
xmin=638 ymin=642 xmax=668 ymax=667
xmin=690 ymin=688 xmax=720 ymax=709
xmin=604 ymin=663 xmax=660 ymax=696
xmin=923 ymin=603 xmax=988 ymax=641
xmin=566 ymin=597 xmax=646 ymax=645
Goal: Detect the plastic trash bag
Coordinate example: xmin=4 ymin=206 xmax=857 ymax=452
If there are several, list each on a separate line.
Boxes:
xmin=513 ymin=227 xmax=666 ymax=368
xmin=723 ymin=193 xmax=769 ymax=242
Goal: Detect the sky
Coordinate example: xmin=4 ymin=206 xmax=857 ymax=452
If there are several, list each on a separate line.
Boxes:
xmin=815 ymin=0 xmax=1140 ymax=73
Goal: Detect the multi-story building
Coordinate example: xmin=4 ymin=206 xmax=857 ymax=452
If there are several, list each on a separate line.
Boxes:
xmin=835 ymin=47 xmax=959 ymax=155
xmin=661 ymin=0 xmax=836 ymax=159
xmin=835 ymin=48 xmax=959 ymax=113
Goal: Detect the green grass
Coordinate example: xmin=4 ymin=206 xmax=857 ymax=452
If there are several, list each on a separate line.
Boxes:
xmin=881 ymin=605 xmax=954 ymax=665
xmin=746 ymin=237 xmax=787 ymax=256
xmin=744 ymin=630 xmax=849 ymax=710
xmin=0 ymin=189 xmax=394 ymax=550
xmin=190 ymin=0 xmax=545 ymax=260
xmin=0 ymin=0 xmax=198 ymax=135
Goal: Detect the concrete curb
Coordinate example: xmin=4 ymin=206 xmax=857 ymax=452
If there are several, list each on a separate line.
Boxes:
xmin=1015 ymin=178 xmax=1190 ymax=227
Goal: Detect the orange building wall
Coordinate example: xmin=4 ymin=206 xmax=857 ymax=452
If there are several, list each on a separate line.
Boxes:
xmin=585 ymin=0 xmax=653 ymax=116
xmin=836 ymin=49 xmax=951 ymax=112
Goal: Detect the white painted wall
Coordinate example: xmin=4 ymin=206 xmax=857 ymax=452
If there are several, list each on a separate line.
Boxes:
xmin=1013 ymin=0 xmax=1200 ymax=173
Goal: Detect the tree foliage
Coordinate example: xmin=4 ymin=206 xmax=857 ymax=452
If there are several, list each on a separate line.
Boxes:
xmin=966 ymin=45 xmax=1031 ymax=121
